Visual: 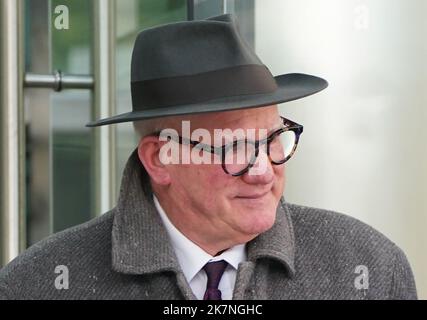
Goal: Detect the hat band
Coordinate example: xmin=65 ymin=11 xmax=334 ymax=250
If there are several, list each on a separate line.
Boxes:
xmin=131 ymin=64 xmax=278 ymax=110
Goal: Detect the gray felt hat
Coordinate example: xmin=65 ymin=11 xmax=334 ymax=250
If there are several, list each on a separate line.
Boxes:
xmin=86 ymin=14 xmax=328 ymax=127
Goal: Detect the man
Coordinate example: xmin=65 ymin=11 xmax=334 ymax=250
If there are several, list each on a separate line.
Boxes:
xmin=0 ymin=14 xmax=417 ymax=299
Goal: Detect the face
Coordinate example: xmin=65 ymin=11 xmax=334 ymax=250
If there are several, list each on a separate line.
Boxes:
xmin=140 ymin=105 xmax=285 ymax=252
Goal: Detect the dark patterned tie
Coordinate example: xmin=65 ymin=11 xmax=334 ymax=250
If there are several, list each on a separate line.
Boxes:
xmin=203 ymin=260 xmax=228 ymax=300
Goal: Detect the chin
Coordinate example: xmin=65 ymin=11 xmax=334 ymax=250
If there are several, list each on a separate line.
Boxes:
xmin=236 ymin=206 xmax=277 ymax=236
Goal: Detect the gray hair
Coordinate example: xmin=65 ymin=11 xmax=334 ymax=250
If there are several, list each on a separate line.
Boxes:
xmin=133 ymin=118 xmax=167 ymax=139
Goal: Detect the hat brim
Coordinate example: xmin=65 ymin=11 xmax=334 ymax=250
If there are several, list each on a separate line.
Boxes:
xmin=86 ymin=73 xmax=328 ymax=127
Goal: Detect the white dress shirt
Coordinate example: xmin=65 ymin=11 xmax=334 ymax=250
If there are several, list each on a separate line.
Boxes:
xmin=153 ymin=195 xmax=246 ymax=300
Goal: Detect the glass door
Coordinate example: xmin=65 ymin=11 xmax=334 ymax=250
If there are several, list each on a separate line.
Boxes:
xmin=24 ymin=0 xmax=96 ymax=246
xmin=12 ymin=0 xmax=189 ymax=254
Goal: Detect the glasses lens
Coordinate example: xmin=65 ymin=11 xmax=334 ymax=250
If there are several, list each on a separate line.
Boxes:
xmin=222 ymin=130 xmax=298 ymax=175
xmin=269 ymin=130 xmax=297 ymax=163
xmin=223 ymin=140 xmax=256 ymax=175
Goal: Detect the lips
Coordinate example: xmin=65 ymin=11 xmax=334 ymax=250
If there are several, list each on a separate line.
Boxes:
xmin=236 ymin=190 xmax=270 ymax=199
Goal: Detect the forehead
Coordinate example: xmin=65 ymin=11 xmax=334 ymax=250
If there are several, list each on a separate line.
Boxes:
xmin=173 ymin=105 xmax=281 ymax=132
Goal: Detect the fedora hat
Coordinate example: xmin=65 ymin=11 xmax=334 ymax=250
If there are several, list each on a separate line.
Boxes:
xmin=86 ymin=14 xmax=328 ymax=127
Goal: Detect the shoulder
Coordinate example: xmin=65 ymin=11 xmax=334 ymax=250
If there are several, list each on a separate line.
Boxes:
xmin=0 ymin=210 xmax=115 ymax=299
xmin=286 ymin=202 xmax=392 ymax=248
xmin=285 ymin=202 xmax=417 ymax=299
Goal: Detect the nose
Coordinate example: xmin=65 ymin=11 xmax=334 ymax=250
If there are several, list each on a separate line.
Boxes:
xmin=241 ymin=148 xmax=274 ymax=184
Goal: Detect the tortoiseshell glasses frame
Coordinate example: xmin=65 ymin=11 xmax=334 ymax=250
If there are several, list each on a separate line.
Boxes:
xmin=151 ymin=116 xmax=303 ymax=176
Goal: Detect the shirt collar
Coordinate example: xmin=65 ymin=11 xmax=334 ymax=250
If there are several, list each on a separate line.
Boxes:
xmin=153 ymin=194 xmax=246 ymax=283
xmin=111 ymin=148 xmax=295 ymax=278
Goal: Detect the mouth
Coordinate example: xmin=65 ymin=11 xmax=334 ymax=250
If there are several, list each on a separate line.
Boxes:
xmin=236 ymin=190 xmax=270 ymax=200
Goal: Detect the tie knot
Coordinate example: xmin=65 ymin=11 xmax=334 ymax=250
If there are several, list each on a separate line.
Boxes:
xmin=203 ymin=260 xmax=228 ymax=290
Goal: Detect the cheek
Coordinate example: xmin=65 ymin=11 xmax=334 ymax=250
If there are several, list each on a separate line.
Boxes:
xmin=203 ymin=166 xmax=230 ymax=195
xmin=273 ymin=165 xmax=286 ymax=196
xmin=205 ymin=167 xmax=224 ymax=187
xmin=175 ymin=165 xmax=228 ymax=204
xmin=200 ymin=166 xmax=237 ymax=211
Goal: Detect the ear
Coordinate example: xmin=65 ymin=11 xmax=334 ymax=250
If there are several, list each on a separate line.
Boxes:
xmin=137 ymin=136 xmax=171 ymax=186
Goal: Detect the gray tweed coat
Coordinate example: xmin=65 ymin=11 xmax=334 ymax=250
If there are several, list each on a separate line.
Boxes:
xmin=0 ymin=149 xmax=417 ymax=299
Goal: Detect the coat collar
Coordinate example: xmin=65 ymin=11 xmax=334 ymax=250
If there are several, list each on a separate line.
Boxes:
xmin=111 ymin=148 xmax=295 ymax=277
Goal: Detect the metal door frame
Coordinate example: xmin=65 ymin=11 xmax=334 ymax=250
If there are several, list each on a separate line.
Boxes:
xmin=0 ymin=0 xmax=26 ymax=267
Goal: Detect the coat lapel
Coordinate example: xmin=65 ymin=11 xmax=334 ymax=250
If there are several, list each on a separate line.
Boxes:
xmin=111 ymin=148 xmax=196 ymax=299
xmin=247 ymin=198 xmax=295 ymax=277
xmin=232 ymin=199 xmax=295 ymax=299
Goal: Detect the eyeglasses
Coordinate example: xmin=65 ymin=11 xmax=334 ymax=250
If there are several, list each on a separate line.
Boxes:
xmin=152 ymin=116 xmax=303 ymax=177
